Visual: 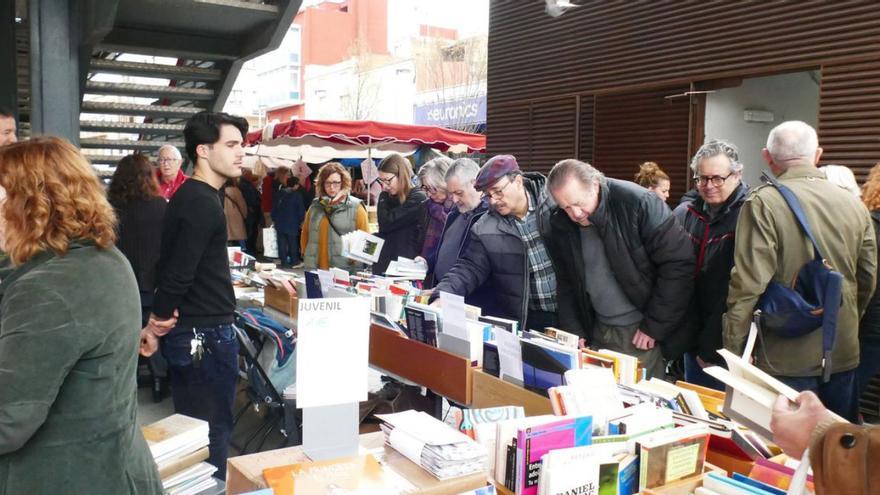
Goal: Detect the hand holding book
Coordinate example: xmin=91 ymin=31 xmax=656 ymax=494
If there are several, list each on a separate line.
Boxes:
xmin=770 ymin=391 xmax=836 ymax=459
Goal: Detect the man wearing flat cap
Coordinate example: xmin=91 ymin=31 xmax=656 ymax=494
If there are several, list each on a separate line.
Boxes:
xmin=543 ymin=159 xmax=695 ymax=378
xmin=431 ymin=155 xmax=558 ymax=331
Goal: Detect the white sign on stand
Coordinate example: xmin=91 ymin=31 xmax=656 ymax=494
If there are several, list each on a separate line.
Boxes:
xmin=296 ymin=296 xmax=371 ymax=460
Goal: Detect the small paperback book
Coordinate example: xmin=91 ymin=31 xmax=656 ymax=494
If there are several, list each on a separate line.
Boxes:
xmin=340 ymin=230 xmax=385 ymax=265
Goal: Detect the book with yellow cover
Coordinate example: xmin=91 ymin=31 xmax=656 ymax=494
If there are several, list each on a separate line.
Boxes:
xmin=262 ymin=453 xmax=417 ymax=494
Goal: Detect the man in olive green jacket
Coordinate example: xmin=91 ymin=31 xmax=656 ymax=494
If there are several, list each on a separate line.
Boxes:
xmin=724 ymin=121 xmax=877 ymax=422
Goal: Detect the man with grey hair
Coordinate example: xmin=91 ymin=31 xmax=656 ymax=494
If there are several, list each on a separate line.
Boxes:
xmin=156 ymin=144 xmax=188 ymax=200
xmin=673 ymin=139 xmax=750 ymax=389
xmin=724 ymin=121 xmax=876 ymax=421
xmin=545 ymin=159 xmax=694 ymax=378
xmin=428 ymin=158 xmax=498 ymax=311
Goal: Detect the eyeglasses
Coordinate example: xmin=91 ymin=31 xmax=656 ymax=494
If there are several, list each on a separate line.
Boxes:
xmin=423 ymin=185 xmax=445 ymax=195
xmin=157 ymin=158 xmax=179 ymax=165
xmin=694 ymin=173 xmax=734 ymax=188
xmin=324 ymin=180 xmax=342 ymax=187
xmin=482 ymin=177 xmax=515 ymax=200
xmin=376 ymin=176 xmax=396 ymax=186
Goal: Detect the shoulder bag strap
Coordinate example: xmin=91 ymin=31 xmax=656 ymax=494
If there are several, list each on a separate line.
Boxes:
xmin=761 ymin=171 xmax=825 ymax=259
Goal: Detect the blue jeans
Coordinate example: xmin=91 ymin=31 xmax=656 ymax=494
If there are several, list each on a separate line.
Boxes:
xmin=162 ymin=324 xmax=240 ymax=478
xmin=276 ymin=231 xmax=301 ymax=267
xmin=776 ymin=369 xmax=859 ymax=423
xmin=683 ymin=353 xmax=725 ymax=391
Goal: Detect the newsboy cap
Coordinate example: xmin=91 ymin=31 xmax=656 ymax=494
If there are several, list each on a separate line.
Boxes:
xmin=474 ymin=154 xmax=520 ymax=191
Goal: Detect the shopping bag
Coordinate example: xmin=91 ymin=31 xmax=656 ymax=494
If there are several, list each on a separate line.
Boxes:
xmin=263 ymin=227 xmax=278 ymax=258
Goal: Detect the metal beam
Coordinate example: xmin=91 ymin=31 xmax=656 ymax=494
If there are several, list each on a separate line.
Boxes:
xmin=29 ymin=0 xmax=81 ymax=142
xmin=0 ymin=0 xmax=16 ymax=117
xmin=98 ymin=25 xmax=240 ymax=60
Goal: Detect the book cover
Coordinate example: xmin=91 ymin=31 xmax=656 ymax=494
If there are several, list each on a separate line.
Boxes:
xmin=520 ymin=339 xmax=579 ymax=395
xmin=303 ymin=270 xmax=323 ymax=299
xmin=141 ymin=414 xmax=209 ymax=463
xmin=637 ymin=424 xmax=709 ymax=491
xmin=731 ymin=472 xmax=787 ymax=495
xmin=749 ymin=458 xmax=814 ymax=492
xmin=617 ymin=454 xmax=639 ymax=495
xmin=262 ymin=454 xmax=415 ymax=494
xmin=516 ymin=416 xmax=593 ymax=495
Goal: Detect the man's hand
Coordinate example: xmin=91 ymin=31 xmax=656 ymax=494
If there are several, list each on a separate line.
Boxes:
xmin=632 ymin=329 xmax=655 ymax=350
xmin=139 ymin=328 xmax=159 ymax=357
xmin=770 ymin=391 xmax=833 ymax=459
xmin=147 ymin=309 xmax=179 ymax=337
xmin=696 ymin=355 xmax=710 ymax=368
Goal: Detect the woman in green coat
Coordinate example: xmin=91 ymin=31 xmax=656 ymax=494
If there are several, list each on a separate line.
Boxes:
xmin=0 ymin=137 xmax=162 ymax=494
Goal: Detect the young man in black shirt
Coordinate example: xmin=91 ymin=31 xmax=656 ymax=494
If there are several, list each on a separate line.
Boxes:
xmin=139 ymin=111 xmax=248 ymax=478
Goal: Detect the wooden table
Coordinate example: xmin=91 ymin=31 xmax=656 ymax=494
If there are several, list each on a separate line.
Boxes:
xmin=470 ymin=369 xmax=554 ymax=416
xmin=226 ymin=431 xmax=487 ymax=494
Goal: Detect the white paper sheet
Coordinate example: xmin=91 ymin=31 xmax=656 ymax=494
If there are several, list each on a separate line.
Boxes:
xmin=494 ymin=327 xmax=524 ymax=384
xmin=439 ymin=291 xmax=468 ymax=340
xmin=316 ymin=269 xmax=334 ymax=295
xmin=295 ymin=297 xmax=371 ymax=408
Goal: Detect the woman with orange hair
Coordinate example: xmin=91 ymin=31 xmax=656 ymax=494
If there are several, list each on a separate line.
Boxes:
xmin=0 ymin=137 xmax=162 ymax=493
xmin=634 ymin=161 xmax=671 ymax=202
xmin=301 ymin=161 xmax=370 ymax=271
xmin=857 ymin=162 xmax=880 ymax=401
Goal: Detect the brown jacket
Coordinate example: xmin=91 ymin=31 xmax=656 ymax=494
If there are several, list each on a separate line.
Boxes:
xmin=724 ymin=165 xmax=877 ymax=376
xmin=811 ymin=419 xmax=880 ymax=494
xmin=224 ymin=186 xmax=248 ymax=241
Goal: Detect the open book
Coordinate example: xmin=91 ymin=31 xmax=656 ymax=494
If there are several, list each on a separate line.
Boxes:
xmin=703 ymin=349 xmax=845 ymax=440
xmin=340 ymin=230 xmax=385 ymax=265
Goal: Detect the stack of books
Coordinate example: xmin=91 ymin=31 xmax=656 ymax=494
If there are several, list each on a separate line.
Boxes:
xmin=141 ymin=414 xmax=216 ymax=494
xmin=377 ymin=410 xmax=487 ymax=480
xmin=385 ymin=256 xmax=428 ymax=279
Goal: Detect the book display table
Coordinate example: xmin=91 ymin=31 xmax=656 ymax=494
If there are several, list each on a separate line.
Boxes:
xmin=470 ymin=369 xmax=553 ymax=416
xmin=226 ymin=431 xmax=487 ymax=494
xmin=369 ymin=323 xmax=473 ymax=406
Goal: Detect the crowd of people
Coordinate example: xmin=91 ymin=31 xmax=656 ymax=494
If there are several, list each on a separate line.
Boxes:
xmin=0 ymin=103 xmax=879 ymax=493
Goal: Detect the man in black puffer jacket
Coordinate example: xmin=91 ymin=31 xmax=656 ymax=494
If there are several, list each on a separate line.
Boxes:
xmin=432 ymin=155 xmax=557 ymax=331
xmin=545 ymin=159 xmax=695 ymax=379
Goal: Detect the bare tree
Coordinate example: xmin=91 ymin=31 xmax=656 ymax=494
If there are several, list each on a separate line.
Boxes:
xmin=414 ymin=36 xmax=487 ymax=134
xmin=341 ymin=37 xmax=381 ymax=120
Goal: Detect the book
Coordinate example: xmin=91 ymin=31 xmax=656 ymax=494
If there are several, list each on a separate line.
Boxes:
xmin=377 ymin=410 xmax=487 ymax=480
xmin=493 ymin=415 xmax=556 ymax=488
xmin=156 ymin=446 xmax=209 ymax=479
xmin=141 ymin=414 xmax=209 ymax=467
xmin=551 ymin=367 xmax=625 ymax=434
xmin=520 ymin=338 xmax=579 ymax=395
xmin=637 ymin=423 xmax=710 ymax=491
xmin=515 ymin=415 xmax=593 ymax=495
xmin=162 ymin=461 xmax=217 ymax=495
xmin=596 ymin=348 xmax=640 ymax=385
xmin=731 ymin=473 xmax=787 ymax=495
xmin=703 ymin=348 xmax=846 ymax=440
xmin=479 ymin=315 xmax=519 ymax=336
xmin=340 ymin=230 xmax=385 ymax=265
xmin=703 ymin=471 xmax=778 ymax=495
xmin=607 ymin=402 xmax=674 ymax=437
xmin=543 ymin=326 xmax=580 ymax=348
xmin=262 ymin=453 xmax=416 ymax=494
xmin=385 ymin=256 xmax=428 ymax=279
xmin=748 ymin=458 xmax=814 ymax=492
xmin=403 ymin=302 xmax=441 ymax=346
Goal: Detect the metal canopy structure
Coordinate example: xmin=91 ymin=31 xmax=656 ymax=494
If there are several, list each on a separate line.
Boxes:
xmin=3 ymin=0 xmax=301 ymax=167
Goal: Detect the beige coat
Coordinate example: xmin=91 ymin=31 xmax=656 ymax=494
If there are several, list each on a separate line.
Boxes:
xmin=224 ymin=185 xmax=248 ymax=241
xmin=724 ymin=165 xmax=877 ymax=376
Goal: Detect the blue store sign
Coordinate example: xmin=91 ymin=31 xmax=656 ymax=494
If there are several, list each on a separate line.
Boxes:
xmin=414 ymin=96 xmax=486 ymax=127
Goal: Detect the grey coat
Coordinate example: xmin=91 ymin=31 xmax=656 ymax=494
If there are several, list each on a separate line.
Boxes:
xmin=0 ymin=242 xmax=162 ymax=494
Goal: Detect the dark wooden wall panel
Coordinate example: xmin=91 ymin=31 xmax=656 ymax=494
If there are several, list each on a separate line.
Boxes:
xmin=594 ymin=86 xmax=691 ymax=200
xmin=488 ymin=1 xmax=880 ymax=178
xmin=818 ymin=60 xmax=880 ymax=180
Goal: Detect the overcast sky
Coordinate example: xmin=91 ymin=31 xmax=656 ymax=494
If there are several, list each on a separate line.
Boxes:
xmin=299 ymin=0 xmax=489 ymax=36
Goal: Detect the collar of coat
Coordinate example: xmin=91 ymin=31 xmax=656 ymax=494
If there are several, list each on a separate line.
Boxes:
xmin=775 ymin=164 xmax=825 ymax=181
xmin=0 ymin=240 xmax=94 ymax=299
